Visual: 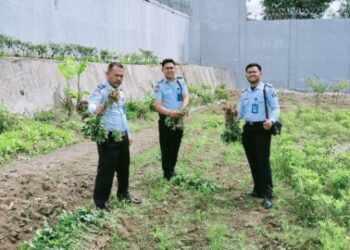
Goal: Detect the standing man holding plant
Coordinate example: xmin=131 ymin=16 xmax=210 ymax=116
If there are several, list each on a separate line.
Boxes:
xmin=154 ymin=58 xmax=190 ymax=180
xmin=238 ymin=63 xmax=280 ymax=209
xmin=88 ymin=62 xmax=141 ymax=210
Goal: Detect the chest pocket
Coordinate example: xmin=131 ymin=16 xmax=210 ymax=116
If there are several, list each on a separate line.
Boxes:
xmin=256 ymin=94 xmax=265 ymax=103
xmin=163 ymin=88 xmax=174 ymax=97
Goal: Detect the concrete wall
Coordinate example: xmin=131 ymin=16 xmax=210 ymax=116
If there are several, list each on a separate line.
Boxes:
xmin=190 ymin=0 xmax=350 ymax=90
xmin=0 ymin=57 xmax=235 ymax=114
xmin=0 ymin=0 xmax=190 ymax=63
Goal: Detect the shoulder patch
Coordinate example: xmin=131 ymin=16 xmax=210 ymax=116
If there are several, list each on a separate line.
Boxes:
xmin=97 ymin=83 xmax=106 ymax=89
xmin=154 ymin=84 xmax=161 ymax=93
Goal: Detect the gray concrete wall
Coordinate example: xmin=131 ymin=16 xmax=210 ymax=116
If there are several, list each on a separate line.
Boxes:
xmin=0 ymin=0 xmax=190 ymax=63
xmin=190 ymin=0 xmax=350 ymax=91
xmin=0 ymin=57 xmax=235 ymax=114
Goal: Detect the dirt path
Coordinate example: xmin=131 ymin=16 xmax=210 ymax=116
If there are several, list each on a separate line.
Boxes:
xmin=0 ymin=126 xmax=159 ymax=250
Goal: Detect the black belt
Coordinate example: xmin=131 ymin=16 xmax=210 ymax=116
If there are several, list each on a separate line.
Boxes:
xmin=245 ymin=121 xmax=264 ymax=126
xmin=108 ymin=131 xmax=127 ymax=137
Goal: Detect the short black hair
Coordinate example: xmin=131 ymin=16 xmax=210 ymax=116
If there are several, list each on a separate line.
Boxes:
xmin=245 ymin=63 xmax=262 ymax=72
xmin=161 ymin=58 xmax=176 ymax=68
xmin=108 ymin=62 xmax=124 ymax=71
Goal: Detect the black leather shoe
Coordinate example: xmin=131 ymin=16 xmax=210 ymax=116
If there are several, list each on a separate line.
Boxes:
xmin=263 ymin=198 xmax=273 ymax=209
xmin=117 ymin=193 xmax=142 ymax=204
xmin=245 ymin=191 xmax=263 ymax=198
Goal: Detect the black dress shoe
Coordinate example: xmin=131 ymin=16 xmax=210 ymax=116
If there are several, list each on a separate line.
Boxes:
xmin=263 ymin=198 xmax=273 ymax=209
xmin=245 ymin=191 xmax=263 ymax=198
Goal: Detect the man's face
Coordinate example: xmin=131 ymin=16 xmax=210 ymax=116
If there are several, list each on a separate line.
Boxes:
xmin=246 ymin=66 xmax=261 ymax=84
xmin=107 ymin=66 xmax=124 ymax=88
xmin=162 ymin=62 xmax=176 ymax=79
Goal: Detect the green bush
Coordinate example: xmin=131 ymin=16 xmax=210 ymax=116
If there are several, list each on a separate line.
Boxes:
xmin=33 ymin=110 xmax=56 ymax=123
xmin=189 ymin=84 xmax=214 ymax=105
xmin=214 ymin=84 xmax=229 ymax=100
xmin=0 ymin=104 xmax=17 ymax=133
xmin=126 ymin=100 xmax=151 ymax=120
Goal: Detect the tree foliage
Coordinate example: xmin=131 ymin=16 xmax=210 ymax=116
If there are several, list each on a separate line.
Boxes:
xmin=263 ymin=0 xmax=333 ymax=20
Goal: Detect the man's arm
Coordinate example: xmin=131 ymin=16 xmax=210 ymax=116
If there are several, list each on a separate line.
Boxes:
xmin=88 ymin=87 xmax=104 ymax=115
xmin=154 ymin=100 xmax=181 ymax=118
xmin=266 ymin=87 xmax=280 ymax=123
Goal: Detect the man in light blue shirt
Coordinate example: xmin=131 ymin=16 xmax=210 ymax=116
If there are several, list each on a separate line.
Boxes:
xmin=154 ymin=58 xmax=190 ymax=180
xmin=238 ymin=63 xmax=280 ymax=209
xmin=88 ymin=62 xmax=141 ymax=209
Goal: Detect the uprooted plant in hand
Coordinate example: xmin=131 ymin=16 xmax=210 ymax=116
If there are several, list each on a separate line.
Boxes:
xmin=164 ymin=107 xmax=188 ymax=131
xmin=81 ymin=88 xmax=122 ymax=143
xmin=221 ymin=103 xmax=241 ymax=143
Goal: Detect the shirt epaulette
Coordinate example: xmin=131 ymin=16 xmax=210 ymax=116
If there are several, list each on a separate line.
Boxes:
xmin=177 ymin=76 xmax=183 ymax=79
xmin=241 ymin=88 xmax=248 ymax=93
xmin=97 ymin=83 xmax=106 ymax=89
xmin=265 ymin=83 xmax=273 ymax=88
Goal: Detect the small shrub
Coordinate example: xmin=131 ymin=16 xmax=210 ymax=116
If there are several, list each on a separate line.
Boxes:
xmin=214 ymin=84 xmax=229 ymax=100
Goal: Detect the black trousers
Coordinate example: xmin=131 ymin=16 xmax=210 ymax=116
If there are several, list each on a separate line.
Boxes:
xmin=242 ymin=123 xmax=273 ymax=198
xmin=93 ymin=134 xmax=130 ymax=208
xmin=158 ymin=115 xmax=184 ymax=179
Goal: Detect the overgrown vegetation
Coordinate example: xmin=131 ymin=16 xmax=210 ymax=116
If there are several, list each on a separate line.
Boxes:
xmin=17 ymin=98 xmax=350 ymax=249
xmin=20 ymin=208 xmax=108 ymax=250
xmin=0 ymin=120 xmax=75 ymax=164
xmin=0 ymin=34 xmax=158 ymax=64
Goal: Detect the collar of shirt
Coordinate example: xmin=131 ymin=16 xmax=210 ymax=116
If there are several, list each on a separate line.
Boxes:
xmin=163 ymin=78 xmax=178 ymax=85
xmin=248 ymin=81 xmax=264 ymax=93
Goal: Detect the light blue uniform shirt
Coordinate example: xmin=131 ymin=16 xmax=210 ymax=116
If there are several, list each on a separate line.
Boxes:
xmin=238 ymin=82 xmax=280 ymax=123
xmin=88 ymin=82 xmax=131 ymax=136
xmin=153 ymin=77 xmax=189 ymax=110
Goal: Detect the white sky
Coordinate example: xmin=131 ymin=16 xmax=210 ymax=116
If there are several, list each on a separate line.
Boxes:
xmin=246 ymin=0 xmax=346 ymax=20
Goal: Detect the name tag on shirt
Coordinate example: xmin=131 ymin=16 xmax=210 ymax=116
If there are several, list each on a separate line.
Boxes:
xmin=251 ymin=103 xmax=258 ymax=113
xmin=177 ymin=93 xmax=183 ymax=101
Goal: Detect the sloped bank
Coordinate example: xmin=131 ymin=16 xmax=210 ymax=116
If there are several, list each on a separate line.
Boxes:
xmin=0 ymin=57 xmax=236 ymax=114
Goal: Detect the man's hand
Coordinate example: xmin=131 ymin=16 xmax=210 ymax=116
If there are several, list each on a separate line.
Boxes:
xmin=96 ymin=105 xmax=104 ymax=115
xmin=128 ymin=136 xmax=134 ymax=146
xmin=169 ymin=110 xmax=182 ymax=118
xmin=263 ymin=119 xmax=273 ymax=130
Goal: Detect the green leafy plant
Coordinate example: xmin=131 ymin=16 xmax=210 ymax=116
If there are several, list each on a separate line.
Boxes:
xmin=58 ymin=57 xmax=79 ymax=116
xmin=151 ymin=227 xmax=174 ymax=250
xmin=171 ymin=172 xmax=223 ymax=195
xmin=307 ymin=77 xmax=328 ymax=105
xmin=0 ymin=103 xmax=17 ymax=133
xmin=20 ymin=208 xmax=106 ymax=250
